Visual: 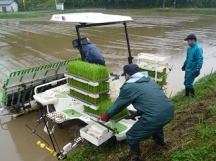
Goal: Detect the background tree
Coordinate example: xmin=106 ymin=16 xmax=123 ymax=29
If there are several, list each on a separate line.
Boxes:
xmin=15 ymin=0 xmax=216 ymax=10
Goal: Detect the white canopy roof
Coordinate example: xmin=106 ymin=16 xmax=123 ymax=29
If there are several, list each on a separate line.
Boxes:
xmin=50 ymin=12 xmax=133 ymax=24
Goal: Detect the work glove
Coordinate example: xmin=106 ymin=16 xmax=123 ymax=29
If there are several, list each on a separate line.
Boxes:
xmin=195 ymin=69 xmax=200 ymax=77
xmin=101 ymin=114 xmax=109 ymax=122
xmin=125 ymin=111 xmax=138 ymax=120
xmin=181 ymin=64 xmax=186 ymax=71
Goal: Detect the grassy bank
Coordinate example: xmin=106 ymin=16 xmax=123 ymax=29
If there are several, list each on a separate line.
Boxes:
xmin=106 ymin=8 xmax=216 ymax=16
xmin=66 ymin=72 xmax=216 ymax=161
xmin=154 ymin=8 xmax=216 ymax=15
xmin=0 ymin=10 xmax=65 ymax=19
xmin=0 ymin=8 xmax=216 ymax=19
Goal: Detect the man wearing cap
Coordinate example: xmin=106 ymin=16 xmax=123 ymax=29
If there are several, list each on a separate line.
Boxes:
xmin=182 ymin=34 xmax=203 ymax=97
xmin=101 ymin=64 xmax=174 ymax=161
xmin=81 ymin=38 xmax=106 ymax=66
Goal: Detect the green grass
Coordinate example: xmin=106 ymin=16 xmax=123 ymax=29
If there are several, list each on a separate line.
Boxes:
xmin=170 ymin=145 xmax=216 ymax=161
xmin=102 ymin=8 xmax=216 ymax=16
xmin=130 ymin=8 xmax=216 ymax=15
xmin=66 ymin=72 xmax=216 ymax=161
xmin=0 ymin=10 xmax=65 ymax=19
xmin=172 ymin=8 xmax=216 ymax=15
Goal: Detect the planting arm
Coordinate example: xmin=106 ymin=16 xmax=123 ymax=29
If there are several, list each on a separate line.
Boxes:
xmin=57 ymin=137 xmax=83 ymax=160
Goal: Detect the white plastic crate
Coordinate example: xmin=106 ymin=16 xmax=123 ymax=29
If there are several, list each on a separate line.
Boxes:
xmin=80 ymin=123 xmax=113 ymax=146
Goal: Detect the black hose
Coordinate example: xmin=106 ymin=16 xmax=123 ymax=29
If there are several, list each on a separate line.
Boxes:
xmin=43 ymin=117 xmax=57 ymax=151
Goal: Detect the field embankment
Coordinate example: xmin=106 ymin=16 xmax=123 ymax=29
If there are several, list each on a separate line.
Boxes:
xmin=67 ymin=72 xmax=216 ymax=161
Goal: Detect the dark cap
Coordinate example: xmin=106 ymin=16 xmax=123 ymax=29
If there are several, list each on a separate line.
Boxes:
xmin=184 ymin=34 xmax=197 ymax=41
xmin=121 ymin=64 xmax=140 ymax=76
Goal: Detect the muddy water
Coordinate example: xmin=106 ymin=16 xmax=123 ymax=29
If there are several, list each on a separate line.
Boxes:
xmin=0 ymin=11 xmax=216 ymax=161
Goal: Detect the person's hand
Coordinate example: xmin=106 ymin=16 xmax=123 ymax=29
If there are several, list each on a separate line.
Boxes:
xmin=101 ymin=114 xmax=109 ymax=122
xmin=181 ymin=64 xmax=186 ymax=71
xmin=125 ymin=111 xmax=138 ymax=120
xmin=195 ymin=69 xmax=200 ymax=77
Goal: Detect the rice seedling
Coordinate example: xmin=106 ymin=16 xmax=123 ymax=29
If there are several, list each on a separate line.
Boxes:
xmin=141 ymin=68 xmax=166 ymax=78
xmin=67 ymin=60 xmax=127 ymax=121
xmin=140 ymin=68 xmax=167 ymax=86
xmin=67 ymin=60 xmax=109 ymax=81
xmin=68 ymin=78 xmax=109 ymax=94
xmin=76 ymin=54 xmax=82 ymax=60
xmin=84 ymin=100 xmax=128 ymax=120
xmin=70 ymin=89 xmax=110 ymax=105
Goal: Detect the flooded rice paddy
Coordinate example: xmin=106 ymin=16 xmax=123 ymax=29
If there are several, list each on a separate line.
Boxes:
xmin=0 ymin=11 xmax=216 ymax=161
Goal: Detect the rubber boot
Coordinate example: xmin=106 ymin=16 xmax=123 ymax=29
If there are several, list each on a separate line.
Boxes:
xmin=185 ymin=88 xmax=190 ymax=97
xmin=190 ymin=88 xmax=195 ymax=98
xmin=129 ymin=143 xmax=140 ymax=161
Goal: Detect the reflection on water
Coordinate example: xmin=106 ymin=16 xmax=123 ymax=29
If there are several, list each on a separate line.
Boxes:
xmin=0 ymin=11 xmax=216 ymax=161
xmin=0 ymin=109 xmax=83 ymax=161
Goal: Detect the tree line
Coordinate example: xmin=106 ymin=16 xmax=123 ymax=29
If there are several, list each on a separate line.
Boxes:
xmin=15 ymin=0 xmax=216 ymax=10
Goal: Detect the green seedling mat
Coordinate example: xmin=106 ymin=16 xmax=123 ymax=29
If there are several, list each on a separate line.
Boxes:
xmin=68 ymin=78 xmax=109 ymax=94
xmin=55 ymin=91 xmax=70 ymax=98
xmin=141 ymin=68 xmax=166 ymax=78
xmin=61 ymin=109 xmax=82 ymax=118
xmin=66 ymin=72 xmax=109 ymax=83
xmin=106 ymin=122 xmax=127 ymax=133
xmin=68 ymin=84 xmax=109 ymax=95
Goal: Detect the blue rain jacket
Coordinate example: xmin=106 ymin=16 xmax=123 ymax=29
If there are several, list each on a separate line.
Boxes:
xmin=184 ymin=42 xmax=203 ymax=73
xmin=105 ymin=72 xmax=174 ymax=144
xmin=183 ymin=42 xmax=203 ymax=88
xmin=82 ymin=42 xmax=105 ymax=66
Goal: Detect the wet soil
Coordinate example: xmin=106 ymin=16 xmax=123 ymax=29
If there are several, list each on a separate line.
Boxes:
xmin=0 ymin=11 xmax=216 ymax=161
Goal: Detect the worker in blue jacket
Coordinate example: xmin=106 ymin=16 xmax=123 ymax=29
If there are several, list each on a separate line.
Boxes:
xmin=182 ymin=34 xmax=203 ymax=97
xmin=101 ymin=64 xmax=174 ymax=161
xmin=82 ymin=38 xmax=106 ymax=66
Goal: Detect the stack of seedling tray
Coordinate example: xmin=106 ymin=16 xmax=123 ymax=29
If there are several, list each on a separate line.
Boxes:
xmin=66 ymin=61 xmax=110 ymax=110
xmin=66 ymin=61 xmax=128 ymax=121
xmin=136 ymin=53 xmax=169 ymax=86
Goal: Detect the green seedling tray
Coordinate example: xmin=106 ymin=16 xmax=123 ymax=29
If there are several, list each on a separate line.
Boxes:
xmin=69 ymin=89 xmax=110 ymax=105
xmin=65 ymin=72 xmax=109 ymax=83
xmin=68 ymin=84 xmax=110 ymax=95
xmin=141 ymin=68 xmax=166 ymax=78
xmin=68 ymin=78 xmax=109 ymax=94
xmin=149 ymin=76 xmax=167 ymax=86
